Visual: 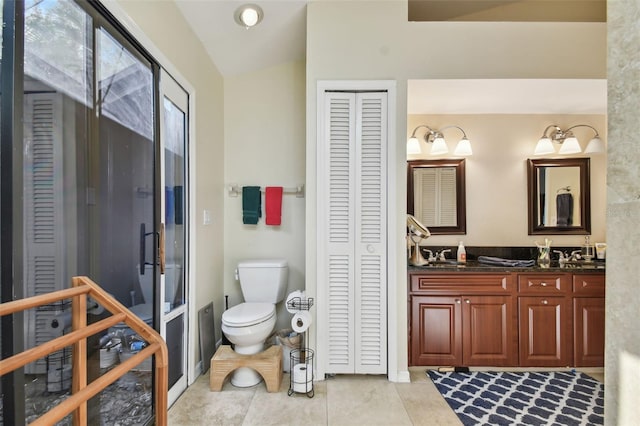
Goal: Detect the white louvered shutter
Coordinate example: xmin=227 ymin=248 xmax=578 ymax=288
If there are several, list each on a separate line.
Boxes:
xmin=439 ymin=167 xmax=457 ymax=226
xmin=319 ymin=91 xmax=387 ymax=375
xmin=414 ymin=168 xmax=437 ymax=225
xmin=414 ymin=167 xmax=457 ymax=227
xmin=354 ymin=93 xmax=387 ymax=373
xmin=322 ymin=93 xmax=356 ymax=373
xmin=23 ymin=93 xmax=66 ymax=374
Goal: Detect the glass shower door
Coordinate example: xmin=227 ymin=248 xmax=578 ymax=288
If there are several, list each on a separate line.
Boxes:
xmin=159 ymin=70 xmax=189 ymax=405
xmin=19 ymin=1 xmax=157 ymax=423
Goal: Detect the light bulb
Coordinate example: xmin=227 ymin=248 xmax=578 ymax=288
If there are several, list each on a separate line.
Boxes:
xmin=453 ymin=137 xmax=472 ymax=156
xmin=430 ymin=137 xmax=448 ymax=155
xmin=241 ymin=8 xmax=259 ymax=26
xmin=584 ymin=136 xmax=605 ymax=154
xmin=235 ymin=4 xmax=263 ymax=28
xmin=407 ymin=137 xmax=422 ymax=154
xmin=534 ymin=137 xmax=555 ymax=155
xmin=559 ymin=136 xmax=582 ymax=154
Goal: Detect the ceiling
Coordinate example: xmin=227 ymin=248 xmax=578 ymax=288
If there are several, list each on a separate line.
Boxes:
xmin=173 ymin=1 xmax=606 ymax=114
xmin=174 ymin=0 xmax=309 ymax=77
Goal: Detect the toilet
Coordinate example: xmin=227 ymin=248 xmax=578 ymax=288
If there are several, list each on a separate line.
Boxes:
xmin=111 ymin=264 xmax=181 ymax=341
xmin=221 ymin=259 xmax=288 ymax=387
xmin=129 ymin=264 xmax=155 ymax=325
xmin=130 ymin=263 xmax=182 ymax=322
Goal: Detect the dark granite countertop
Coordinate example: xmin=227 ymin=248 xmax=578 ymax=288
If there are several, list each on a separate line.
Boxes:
xmin=408 ymin=260 xmax=606 ymax=274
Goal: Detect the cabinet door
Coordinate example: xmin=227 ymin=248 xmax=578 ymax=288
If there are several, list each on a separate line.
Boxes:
xmin=463 ymin=295 xmax=517 ymax=366
xmin=411 ymin=296 xmax=462 ymax=366
xmin=574 ymin=297 xmax=605 ymax=367
xmin=518 ymin=296 xmax=571 ymax=366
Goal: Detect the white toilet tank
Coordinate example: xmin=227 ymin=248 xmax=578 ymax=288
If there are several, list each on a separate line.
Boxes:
xmin=237 ymin=259 xmax=288 ymax=303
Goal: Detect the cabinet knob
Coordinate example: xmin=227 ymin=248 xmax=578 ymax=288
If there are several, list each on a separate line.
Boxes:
xmin=541 ymin=282 xmax=547 ymax=287
xmin=465 ymin=299 xmax=470 ymax=304
xmin=367 ymin=244 xmax=375 ymax=253
xmin=542 ymin=299 xmax=548 ymax=305
xmin=455 ymin=299 xmax=461 ymax=304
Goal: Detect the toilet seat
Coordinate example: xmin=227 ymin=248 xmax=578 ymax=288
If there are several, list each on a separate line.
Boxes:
xmin=130 ymin=303 xmax=153 ymax=324
xmin=222 ymin=302 xmax=275 ymax=327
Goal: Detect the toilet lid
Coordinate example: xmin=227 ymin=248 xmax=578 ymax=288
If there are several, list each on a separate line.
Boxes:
xmin=222 ymin=303 xmax=275 ymax=326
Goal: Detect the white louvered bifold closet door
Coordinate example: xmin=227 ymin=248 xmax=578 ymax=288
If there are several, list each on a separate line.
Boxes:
xmin=23 ymin=93 xmax=66 ymax=374
xmin=320 ymin=91 xmax=387 ymax=375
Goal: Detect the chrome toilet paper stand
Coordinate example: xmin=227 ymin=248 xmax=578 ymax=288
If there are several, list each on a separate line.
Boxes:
xmin=286 ymin=296 xmax=314 ymax=398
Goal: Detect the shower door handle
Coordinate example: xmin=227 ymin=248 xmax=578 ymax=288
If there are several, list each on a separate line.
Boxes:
xmin=159 ymin=223 xmax=166 ymax=275
xmin=140 ymin=223 xmax=155 ymax=275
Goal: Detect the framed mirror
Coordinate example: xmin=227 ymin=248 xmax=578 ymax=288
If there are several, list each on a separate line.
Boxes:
xmin=407 ymin=159 xmax=466 ymax=235
xmin=527 ymin=158 xmax=591 ymax=235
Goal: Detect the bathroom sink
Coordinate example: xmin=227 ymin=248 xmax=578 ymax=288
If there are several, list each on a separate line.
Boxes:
xmin=414 ymin=260 xmax=461 ymax=268
xmin=430 ymin=260 xmax=459 ymax=266
xmin=556 ymin=260 xmax=604 ymax=269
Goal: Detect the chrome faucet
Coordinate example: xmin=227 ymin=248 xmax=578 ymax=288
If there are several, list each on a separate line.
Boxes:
xmin=423 ymin=249 xmax=435 ymax=263
xmin=569 ymin=250 xmax=582 ymax=262
xmin=554 ymin=250 xmax=569 ymax=266
xmin=436 ymin=249 xmax=451 ymax=261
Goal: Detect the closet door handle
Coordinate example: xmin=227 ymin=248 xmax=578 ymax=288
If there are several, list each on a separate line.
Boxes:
xmin=367 ymin=244 xmax=375 ymax=253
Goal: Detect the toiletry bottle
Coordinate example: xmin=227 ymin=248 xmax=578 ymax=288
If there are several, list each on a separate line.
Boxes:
xmin=457 ymin=241 xmax=466 ymax=264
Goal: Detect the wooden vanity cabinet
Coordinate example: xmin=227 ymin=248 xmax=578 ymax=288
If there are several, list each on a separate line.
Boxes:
xmin=410 ymin=273 xmax=517 ymax=367
xmin=573 ymin=274 xmax=605 ymax=367
xmin=517 ymin=273 xmax=572 ymax=367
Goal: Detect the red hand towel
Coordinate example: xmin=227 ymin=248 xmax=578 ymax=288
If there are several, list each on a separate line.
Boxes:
xmin=265 ymin=186 xmax=283 ymax=226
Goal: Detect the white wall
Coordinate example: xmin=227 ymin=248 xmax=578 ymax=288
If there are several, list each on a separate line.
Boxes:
xmin=306 ymin=1 xmax=606 ymax=380
xmin=111 ymin=0 xmax=225 ymax=380
xmin=223 ymin=60 xmax=306 ymax=331
xmin=408 ymin=114 xmax=607 ymax=247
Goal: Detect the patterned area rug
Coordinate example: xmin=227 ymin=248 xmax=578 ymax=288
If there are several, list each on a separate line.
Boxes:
xmin=427 ymin=370 xmax=604 ymax=425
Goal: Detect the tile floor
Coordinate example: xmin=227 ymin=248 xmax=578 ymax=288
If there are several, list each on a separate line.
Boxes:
xmin=168 ymin=367 xmax=604 ymax=426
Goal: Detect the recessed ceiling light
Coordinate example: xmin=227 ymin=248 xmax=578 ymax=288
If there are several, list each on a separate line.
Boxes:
xmin=234 ymin=4 xmax=264 ymax=28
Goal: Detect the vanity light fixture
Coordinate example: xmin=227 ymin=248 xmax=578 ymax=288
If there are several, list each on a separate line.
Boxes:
xmin=534 ymin=124 xmax=604 ymax=155
xmin=234 ymin=4 xmax=264 ymax=28
xmin=407 ymin=124 xmax=472 ymax=156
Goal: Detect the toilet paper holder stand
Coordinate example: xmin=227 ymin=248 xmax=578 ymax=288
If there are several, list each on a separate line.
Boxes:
xmin=286 ymin=295 xmax=313 ymax=312
xmin=287 ymin=296 xmax=314 ymax=398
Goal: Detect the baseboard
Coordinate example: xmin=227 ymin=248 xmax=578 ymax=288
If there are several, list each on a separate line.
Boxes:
xmin=188 ymin=360 xmax=203 ymax=386
xmin=215 ymin=338 xmax=222 ymax=349
xmin=395 ymin=370 xmax=411 ymax=383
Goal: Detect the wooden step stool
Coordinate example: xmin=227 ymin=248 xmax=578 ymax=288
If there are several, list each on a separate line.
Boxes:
xmin=209 ymin=345 xmax=282 ymax=392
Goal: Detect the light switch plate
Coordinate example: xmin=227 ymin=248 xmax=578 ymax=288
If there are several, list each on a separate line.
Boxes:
xmin=203 ymin=209 xmax=211 ymax=225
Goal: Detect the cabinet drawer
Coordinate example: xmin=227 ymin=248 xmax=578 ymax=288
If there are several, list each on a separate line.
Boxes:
xmin=411 ymin=273 xmax=515 ymax=295
xmin=573 ymin=273 xmax=605 ymax=296
xmin=518 ymin=273 xmax=570 ymax=295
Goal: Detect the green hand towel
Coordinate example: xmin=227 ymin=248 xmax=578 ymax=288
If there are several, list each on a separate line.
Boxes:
xmin=242 ymin=186 xmax=262 ymax=224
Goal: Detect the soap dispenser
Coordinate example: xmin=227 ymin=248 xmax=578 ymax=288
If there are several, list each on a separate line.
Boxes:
xmin=457 ymin=241 xmax=466 ymax=264
xmin=582 ymin=236 xmax=595 ymax=262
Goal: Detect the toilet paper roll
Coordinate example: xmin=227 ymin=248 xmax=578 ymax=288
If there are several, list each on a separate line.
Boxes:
xmin=47 ymin=312 xmax=72 ymax=336
xmin=291 ymin=310 xmax=312 ymax=333
xmin=292 ymin=362 xmax=313 ymax=393
xmin=285 ymin=290 xmax=304 ymax=313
